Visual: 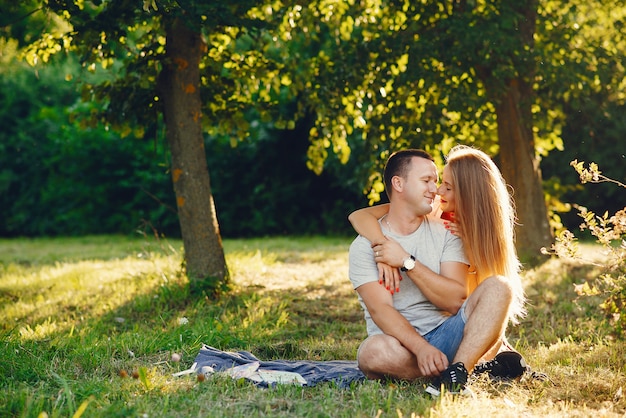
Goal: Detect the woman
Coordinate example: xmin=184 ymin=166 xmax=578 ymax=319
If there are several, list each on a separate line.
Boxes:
xmin=348 ymin=145 xmax=526 ymax=354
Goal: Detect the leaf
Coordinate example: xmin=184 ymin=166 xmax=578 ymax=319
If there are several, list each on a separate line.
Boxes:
xmin=72 ymin=396 xmax=94 ymax=418
xmin=138 ymin=366 xmax=151 ymax=390
xmin=143 ymin=0 xmax=157 ymax=12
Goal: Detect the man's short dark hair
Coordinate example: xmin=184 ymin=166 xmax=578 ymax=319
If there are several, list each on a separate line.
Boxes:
xmin=383 ymin=149 xmax=434 ymax=199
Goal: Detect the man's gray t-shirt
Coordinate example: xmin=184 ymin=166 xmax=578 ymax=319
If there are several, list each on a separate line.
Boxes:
xmin=349 ymin=216 xmax=468 ymax=336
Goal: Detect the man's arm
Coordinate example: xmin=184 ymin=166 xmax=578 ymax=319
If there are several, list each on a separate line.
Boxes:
xmin=357 ymin=282 xmax=450 ymax=376
xmin=406 ymin=260 xmax=468 ymax=313
xmin=372 ymin=239 xmax=468 ymax=313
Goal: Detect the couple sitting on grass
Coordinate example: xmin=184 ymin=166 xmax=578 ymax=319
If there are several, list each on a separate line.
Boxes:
xmin=348 ymin=145 xmax=528 ymax=396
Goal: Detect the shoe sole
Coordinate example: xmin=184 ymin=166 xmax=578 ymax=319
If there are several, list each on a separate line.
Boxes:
xmin=425 ymin=384 xmax=474 ymax=398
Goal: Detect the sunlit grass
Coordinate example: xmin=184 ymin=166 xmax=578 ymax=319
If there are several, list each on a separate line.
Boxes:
xmin=1 ymin=236 xmax=625 ymax=417
xmin=3 ymin=256 xmax=180 ymax=341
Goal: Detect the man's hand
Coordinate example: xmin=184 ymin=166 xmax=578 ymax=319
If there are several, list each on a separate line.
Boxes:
xmin=372 ymin=237 xmax=409 ymax=268
xmin=414 ymin=344 xmax=449 ymax=377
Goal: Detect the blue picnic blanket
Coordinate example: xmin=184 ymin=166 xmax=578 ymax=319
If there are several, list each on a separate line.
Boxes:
xmin=193 ymin=344 xmax=366 ymax=388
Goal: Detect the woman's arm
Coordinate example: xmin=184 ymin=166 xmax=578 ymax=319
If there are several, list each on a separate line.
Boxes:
xmin=349 ymin=204 xmax=403 ymax=293
xmin=347 ymin=204 xmax=390 ymax=245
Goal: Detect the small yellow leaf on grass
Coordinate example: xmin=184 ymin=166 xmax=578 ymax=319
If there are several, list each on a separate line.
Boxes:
xmin=73 ymin=396 xmax=94 ymax=418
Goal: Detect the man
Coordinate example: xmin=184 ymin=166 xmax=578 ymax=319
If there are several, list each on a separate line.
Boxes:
xmin=348 ymin=149 xmax=518 ymax=395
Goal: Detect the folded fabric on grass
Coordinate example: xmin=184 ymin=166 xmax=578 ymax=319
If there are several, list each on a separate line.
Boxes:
xmin=193 ymin=344 xmax=366 ymax=388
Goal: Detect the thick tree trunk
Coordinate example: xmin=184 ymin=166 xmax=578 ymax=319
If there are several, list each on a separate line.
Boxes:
xmin=159 ymin=17 xmax=228 ymax=295
xmin=495 ymin=78 xmax=552 ymax=262
xmin=497 ymin=0 xmax=552 ymax=262
xmin=476 ymin=0 xmax=551 ymax=263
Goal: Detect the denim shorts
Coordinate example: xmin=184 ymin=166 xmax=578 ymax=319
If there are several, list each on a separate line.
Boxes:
xmin=423 ymin=300 xmax=468 ymax=363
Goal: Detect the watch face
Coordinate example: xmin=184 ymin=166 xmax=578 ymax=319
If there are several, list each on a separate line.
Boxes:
xmin=404 ymin=258 xmax=415 ymax=270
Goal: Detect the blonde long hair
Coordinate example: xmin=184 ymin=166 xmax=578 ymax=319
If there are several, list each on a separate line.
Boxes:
xmin=446 ymin=145 xmax=526 ymax=323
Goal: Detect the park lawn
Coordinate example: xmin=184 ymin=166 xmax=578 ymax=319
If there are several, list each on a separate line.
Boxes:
xmin=0 ymin=235 xmax=624 ymax=417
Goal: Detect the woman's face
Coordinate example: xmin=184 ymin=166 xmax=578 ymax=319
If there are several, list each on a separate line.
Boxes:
xmin=437 ymin=165 xmax=456 ymax=213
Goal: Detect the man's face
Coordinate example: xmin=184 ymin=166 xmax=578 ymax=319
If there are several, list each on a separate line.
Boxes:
xmin=399 ymin=157 xmax=439 ymax=215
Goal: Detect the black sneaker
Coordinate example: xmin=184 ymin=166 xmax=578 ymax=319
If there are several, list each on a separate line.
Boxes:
xmin=472 ymin=351 xmax=527 ymax=381
xmin=425 ymin=362 xmax=469 ymax=397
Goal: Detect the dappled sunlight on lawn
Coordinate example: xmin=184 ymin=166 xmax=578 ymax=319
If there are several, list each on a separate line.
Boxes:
xmin=228 ymin=248 xmax=353 ymax=295
xmin=225 ymin=245 xmax=365 ymax=360
xmin=1 ymin=255 xmax=183 ymax=341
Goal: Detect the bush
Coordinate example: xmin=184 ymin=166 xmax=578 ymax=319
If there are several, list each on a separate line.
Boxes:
xmin=0 ymin=55 xmax=368 ymax=238
xmin=206 ymin=116 xmax=368 ymax=237
xmin=0 ymin=57 xmax=178 ymax=237
xmin=543 ymin=160 xmax=626 ymax=338
xmin=540 ymin=101 xmax=626 ymax=231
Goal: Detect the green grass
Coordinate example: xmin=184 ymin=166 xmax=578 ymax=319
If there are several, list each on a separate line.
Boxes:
xmin=1 ymin=235 xmax=625 ymax=417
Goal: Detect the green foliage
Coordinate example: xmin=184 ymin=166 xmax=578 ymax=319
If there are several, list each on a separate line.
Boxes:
xmin=543 ymin=161 xmax=626 ymax=338
xmin=231 ymin=0 xmax=625 ymax=206
xmin=0 ymin=53 xmax=366 ymax=238
xmin=206 ymin=114 xmax=368 ymax=237
xmin=537 ymin=0 xmax=626 ymax=230
xmin=23 ymin=0 xmax=272 ymax=137
xmin=0 ymin=56 xmax=177 ymax=237
xmin=3 ymin=0 xmax=626 ymax=242
xmin=540 ymin=99 xmax=626 ymax=230
xmin=0 ymin=0 xmax=56 ymax=48
xmin=256 ymin=1 xmax=501 ymax=189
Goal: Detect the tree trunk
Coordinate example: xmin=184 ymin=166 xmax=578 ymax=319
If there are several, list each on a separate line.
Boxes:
xmin=475 ymin=0 xmax=551 ymax=263
xmin=496 ymin=0 xmax=552 ymax=262
xmin=158 ymin=17 xmax=229 ymax=295
xmin=495 ymin=78 xmax=552 ymax=262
